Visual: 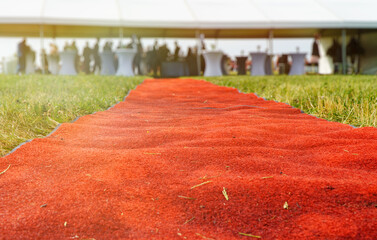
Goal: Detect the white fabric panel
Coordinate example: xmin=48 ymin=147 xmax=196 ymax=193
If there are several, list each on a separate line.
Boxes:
xmin=119 ymin=0 xmax=194 ymax=26
xmin=0 ymin=0 xmax=43 ymax=22
xmin=252 ymin=0 xmax=340 ymax=25
xmin=317 ymin=0 xmax=377 ymax=23
xmin=0 ymin=0 xmax=376 ymax=30
xmin=43 ymin=0 xmax=120 ymax=25
xmin=188 ymin=0 xmax=268 ymax=23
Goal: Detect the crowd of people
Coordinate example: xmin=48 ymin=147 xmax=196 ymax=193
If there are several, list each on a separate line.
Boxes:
xmin=17 ymin=38 xmax=36 ymax=74
xmin=15 ymin=34 xmax=364 ymax=76
xmin=16 ymin=37 xmax=207 ymax=76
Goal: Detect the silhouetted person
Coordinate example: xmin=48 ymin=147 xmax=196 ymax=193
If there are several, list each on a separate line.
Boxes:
xmin=125 ymin=38 xmax=134 ymax=49
xmin=92 ymin=38 xmax=101 ymax=74
xmin=134 ymin=37 xmax=143 ymax=75
xmin=327 ymin=39 xmax=342 ymax=74
xmin=151 ymin=41 xmax=159 ymax=77
xmin=103 ymin=41 xmax=113 ymax=51
xmin=347 ymin=37 xmax=364 ymax=73
xmin=277 ymin=54 xmax=290 ymax=74
xmin=186 ymin=47 xmax=198 ymax=76
xmin=311 ymin=34 xmax=320 ymax=64
xmin=146 ymin=46 xmax=154 ymax=75
xmin=173 ymin=41 xmax=180 ymax=61
xmin=158 ymin=43 xmax=170 ymax=63
xmin=17 ymin=38 xmax=27 ymax=74
xmin=83 ymin=42 xmax=92 ymax=74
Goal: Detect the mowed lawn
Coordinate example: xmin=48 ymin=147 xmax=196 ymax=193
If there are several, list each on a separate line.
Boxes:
xmin=201 ymin=75 xmax=376 ymax=128
xmin=1 ymin=74 xmax=376 ymax=157
xmin=0 ymin=75 xmax=145 ymax=157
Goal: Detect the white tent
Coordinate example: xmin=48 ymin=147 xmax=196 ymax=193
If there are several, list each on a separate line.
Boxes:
xmin=0 ymin=0 xmax=376 ymax=38
xmin=0 ymin=0 xmax=376 ymax=74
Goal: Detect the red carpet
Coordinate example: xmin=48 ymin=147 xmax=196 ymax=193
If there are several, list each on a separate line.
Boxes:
xmin=1 ymin=78 xmax=376 ymax=239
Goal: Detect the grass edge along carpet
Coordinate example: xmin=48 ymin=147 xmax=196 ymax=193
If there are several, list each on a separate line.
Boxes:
xmin=1 ymin=78 xmax=376 ymax=239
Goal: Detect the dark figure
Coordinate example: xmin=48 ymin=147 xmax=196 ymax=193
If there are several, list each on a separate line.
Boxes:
xmin=277 ymin=54 xmax=290 ymax=74
xmin=17 ymin=38 xmax=27 ymax=74
xmin=125 ymin=38 xmax=134 ymax=49
xmin=200 ymin=54 xmax=206 ymax=74
xmin=347 ymin=37 xmax=364 ymax=73
xmin=327 ymin=39 xmax=342 ymax=74
xmin=83 ymin=42 xmax=92 ymax=74
xmin=308 ymin=34 xmax=321 ymax=73
xmin=134 ymin=37 xmax=143 ymax=75
xmin=151 ymin=42 xmax=159 ymax=77
xmin=92 ymin=38 xmax=101 ymax=74
xmin=158 ymin=44 xmax=170 ymax=63
xmin=236 ymin=56 xmax=247 ymax=75
xmin=103 ymin=42 xmax=113 ymax=51
xmin=311 ymin=34 xmax=320 ymax=63
xmin=186 ymin=47 xmax=198 ymax=76
xmin=146 ymin=46 xmax=154 ymax=74
xmin=173 ymin=41 xmax=180 ymax=61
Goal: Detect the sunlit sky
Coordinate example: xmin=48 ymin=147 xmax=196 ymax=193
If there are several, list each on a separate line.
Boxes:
xmin=0 ymin=37 xmax=313 ymax=68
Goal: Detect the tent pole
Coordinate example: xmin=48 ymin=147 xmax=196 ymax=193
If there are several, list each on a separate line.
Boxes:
xmin=196 ymin=30 xmax=201 ymax=76
xmin=40 ymin=24 xmax=45 ymax=74
xmin=341 ymin=29 xmax=347 ymax=75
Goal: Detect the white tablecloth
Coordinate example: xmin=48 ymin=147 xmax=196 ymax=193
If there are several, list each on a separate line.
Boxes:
xmin=203 ymin=51 xmax=223 ymax=77
xmin=100 ymin=51 xmax=116 ymax=75
xmin=250 ymin=52 xmax=267 ymax=76
xmin=59 ymin=50 xmax=77 ymax=75
xmin=289 ymin=53 xmax=306 ymax=75
xmin=116 ymin=49 xmax=136 ymax=76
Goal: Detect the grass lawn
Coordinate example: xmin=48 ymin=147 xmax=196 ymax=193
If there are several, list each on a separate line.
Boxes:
xmin=1 ymin=74 xmax=376 ymax=157
xmin=199 ymin=75 xmax=377 ymax=128
xmin=0 ymin=75 xmax=144 ymax=157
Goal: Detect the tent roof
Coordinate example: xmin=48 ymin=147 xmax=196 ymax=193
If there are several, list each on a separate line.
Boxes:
xmin=0 ymin=0 xmax=376 ymax=38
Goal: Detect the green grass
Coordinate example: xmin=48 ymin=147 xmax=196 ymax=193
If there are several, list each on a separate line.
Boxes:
xmin=1 ymin=74 xmax=376 ymax=157
xmin=0 ymin=75 xmax=144 ymax=157
xmin=198 ymin=75 xmax=377 ymax=128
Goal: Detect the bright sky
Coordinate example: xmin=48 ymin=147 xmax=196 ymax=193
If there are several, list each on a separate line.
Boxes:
xmin=0 ymin=37 xmax=313 ymax=68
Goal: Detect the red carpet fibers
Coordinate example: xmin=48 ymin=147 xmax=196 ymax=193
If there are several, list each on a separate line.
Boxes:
xmin=1 ymin=79 xmax=376 ymax=239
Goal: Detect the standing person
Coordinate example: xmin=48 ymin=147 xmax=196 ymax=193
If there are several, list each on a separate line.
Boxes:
xmin=92 ymin=38 xmax=101 ymax=74
xmin=310 ymin=33 xmax=320 ymax=72
xmin=151 ymin=40 xmax=159 ymax=77
xmin=158 ymin=43 xmax=170 ymax=63
xmin=347 ymin=37 xmax=364 ymax=74
xmin=186 ymin=47 xmax=198 ymax=76
xmin=134 ymin=37 xmax=143 ymax=75
xmin=83 ymin=42 xmax=92 ymax=74
xmin=173 ymin=41 xmax=180 ymax=61
xmin=327 ymin=39 xmax=342 ymax=74
xmin=17 ymin=38 xmax=27 ymax=74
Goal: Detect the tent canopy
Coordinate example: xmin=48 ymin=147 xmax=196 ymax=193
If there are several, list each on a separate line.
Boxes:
xmin=0 ymin=0 xmax=376 ymax=38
